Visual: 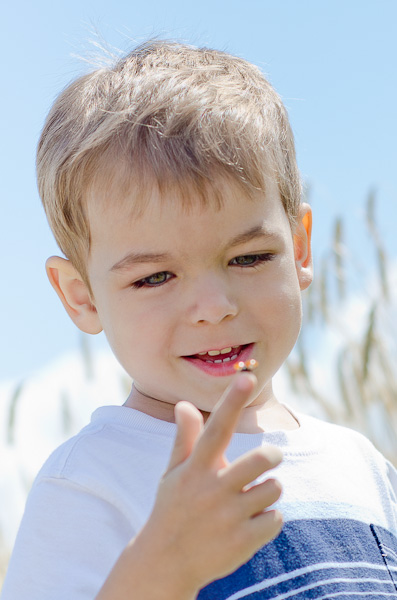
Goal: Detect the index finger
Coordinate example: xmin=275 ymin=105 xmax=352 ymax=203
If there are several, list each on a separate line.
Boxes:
xmin=192 ymin=373 xmax=257 ymax=468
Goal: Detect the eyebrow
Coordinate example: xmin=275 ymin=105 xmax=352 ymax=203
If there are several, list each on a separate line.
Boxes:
xmin=228 ymin=224 xmax=281 ymax=248
xmin=110 ymin=224 xmax=280 ymax=272
xmin=110 ymin=252 xmax=171 ymax=272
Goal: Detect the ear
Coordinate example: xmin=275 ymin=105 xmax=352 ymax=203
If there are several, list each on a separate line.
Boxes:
xmin=46 ymin=256 xmax=103 ymax=334
xmin=293 ymin=203 xmax=313 ymax=291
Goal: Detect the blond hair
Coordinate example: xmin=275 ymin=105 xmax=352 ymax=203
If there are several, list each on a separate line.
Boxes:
xmin=37 ymin=40 xmax=301 ymax=290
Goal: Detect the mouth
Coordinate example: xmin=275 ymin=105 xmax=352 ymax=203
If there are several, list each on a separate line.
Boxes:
xmin=183 ymin=343 xmax=254 ymax=376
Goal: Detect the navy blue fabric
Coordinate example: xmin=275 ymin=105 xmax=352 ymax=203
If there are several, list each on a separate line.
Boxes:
xmin=370 ymin=524 xmax=397 ymax=591
xmin=197 ymin=519 xmax=397 ymax=599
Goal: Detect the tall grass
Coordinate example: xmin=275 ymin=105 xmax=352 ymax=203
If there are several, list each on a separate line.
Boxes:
xmin=287 ymin=189 xmax=396 ymax=463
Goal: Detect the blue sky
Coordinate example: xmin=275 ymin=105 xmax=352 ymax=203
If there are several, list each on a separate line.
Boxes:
xmin=1 ymin=0 xmax=396 ymax=382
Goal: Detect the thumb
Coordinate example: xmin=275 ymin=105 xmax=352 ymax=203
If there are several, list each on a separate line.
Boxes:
xmin=166 ymin=401 xmax=204 ymax=472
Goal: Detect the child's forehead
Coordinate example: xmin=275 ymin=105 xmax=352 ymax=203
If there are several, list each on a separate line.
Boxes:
xmin=86 ymin=165 xmax=273 ymax=224
xmin=86 ymin=168 xmax=291 ymax=273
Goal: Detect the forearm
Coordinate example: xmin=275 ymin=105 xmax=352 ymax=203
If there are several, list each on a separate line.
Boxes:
xmin=95 ymin=531 xmax=199 ymax=600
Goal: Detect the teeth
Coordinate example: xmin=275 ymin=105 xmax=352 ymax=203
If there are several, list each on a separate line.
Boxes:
xmin=205 ymin=354 xmax=238 ymax=364
xmin=202 ymin=346 xmax=236 ymax=357
xmin=196 ymin=345 xmax=243 ymax=359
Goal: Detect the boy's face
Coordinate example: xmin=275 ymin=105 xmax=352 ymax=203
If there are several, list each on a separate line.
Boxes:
xmin=80 ymin=177 xmax=311 ymax=414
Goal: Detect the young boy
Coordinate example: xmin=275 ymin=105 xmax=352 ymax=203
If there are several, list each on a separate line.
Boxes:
xmin=2 ymin=40 xmax=397 ymax=600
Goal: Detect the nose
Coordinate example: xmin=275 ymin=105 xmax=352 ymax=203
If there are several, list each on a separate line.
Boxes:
xmin=186 ymin=274 xmax=239 ymax=325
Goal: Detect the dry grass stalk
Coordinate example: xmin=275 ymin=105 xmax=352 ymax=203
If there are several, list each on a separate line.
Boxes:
xmin=290 ymin=188 xmax=396 ymax=465
xmin=366 ymin=190 xmax=389 ymax=301
xmin=319 ymin=255 xmax=329 ymax=323
xmin=6 ymin=382 xmax=24 ymax=446
xmin=333 ymin=217 xmax=346 ymax=301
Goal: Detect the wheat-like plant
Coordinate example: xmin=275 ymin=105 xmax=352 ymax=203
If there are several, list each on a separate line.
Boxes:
xmin=287 ymin=189 xmax=396 ymax=464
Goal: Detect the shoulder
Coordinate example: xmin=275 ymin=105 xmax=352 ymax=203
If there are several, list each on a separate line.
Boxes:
xmin=32 ymin=405 xmax=176 ymax=502
xmin=34 ymin=408 xmax=114 ymax=484
xmin=298 ymin=411 xmax=380 ymax=449
xmin=296 ymin=411 xmax=396 ymax=481
xmin=273 ymin=411 xmax=397 ymax=533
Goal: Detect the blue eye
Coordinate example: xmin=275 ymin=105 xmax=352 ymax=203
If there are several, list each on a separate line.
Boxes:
xmin=230 ymin=253 xmax=274 ymax=267
xmin=132 ymin=271 xmax=173 ymax=288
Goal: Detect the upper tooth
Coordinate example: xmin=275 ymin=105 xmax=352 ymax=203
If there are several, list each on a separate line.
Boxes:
xmin=207 ymin=347 xmax=233 ymax=356
xmin=198 ymin=351 xmax=207 ymax=355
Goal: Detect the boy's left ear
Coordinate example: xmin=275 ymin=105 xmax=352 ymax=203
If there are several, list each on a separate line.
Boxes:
xmin=293 ymin=203 xmax=313 ymax=290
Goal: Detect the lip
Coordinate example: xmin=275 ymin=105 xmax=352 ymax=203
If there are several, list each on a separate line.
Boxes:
xmin=183 ymin=343 xmax=254 ymax=377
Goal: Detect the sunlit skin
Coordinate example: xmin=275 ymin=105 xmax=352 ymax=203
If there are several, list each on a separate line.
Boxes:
xmin=47 ymin=176 xmax=312 ymax=433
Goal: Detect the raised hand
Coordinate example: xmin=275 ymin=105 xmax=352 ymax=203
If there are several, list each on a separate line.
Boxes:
xmin=146 ymin=373 xmax=283 ymax=594
xmin=96 ymin=374 xmax=283 ymax=600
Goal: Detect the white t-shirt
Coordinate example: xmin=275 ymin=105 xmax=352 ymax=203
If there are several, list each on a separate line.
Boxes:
xmin=2 ymin=405 xmax=397 ymax=599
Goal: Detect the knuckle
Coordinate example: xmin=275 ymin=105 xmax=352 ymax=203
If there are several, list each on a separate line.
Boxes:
xmin=260 ymin=446 xmax=283 ymax=468
xmin=246 ymin=450 xmax=266 ymax=472
xmin=265 ymin=477 xmax=283 ymax=500
xmin=251 ymin=448 xmax=275 ymax=471
xmin=271 ymin=509 xmax=284 ymax=534
xmin=174 ymin=464 xmax=194 ymax=489
xmin=258 ymin=510 xmax=283 ymax=543
xmin=269 ymin=508 xmax=284 ymax=531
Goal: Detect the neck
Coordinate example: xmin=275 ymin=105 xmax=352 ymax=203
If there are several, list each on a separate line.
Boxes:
xmin=124 ymin=384 xmax=299 ymax=433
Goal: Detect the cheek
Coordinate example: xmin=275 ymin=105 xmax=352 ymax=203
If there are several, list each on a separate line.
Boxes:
xmin=107 ymin=296 xmax=175 ymax=356
xmin=249 ymin=269 xmax=302 ymax=331
xmin=276 ymin=278 xmax=303 ymax=326
xmin=267 ymin=292 xmax=302 ymax=332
